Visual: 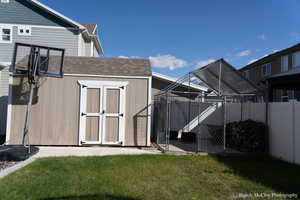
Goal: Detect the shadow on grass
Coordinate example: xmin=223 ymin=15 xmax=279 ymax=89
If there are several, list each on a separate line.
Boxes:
xmin=41 ymin=194 xmax=139 ymax=200
xmin=214 ymin=155 xmax=300 ymax=194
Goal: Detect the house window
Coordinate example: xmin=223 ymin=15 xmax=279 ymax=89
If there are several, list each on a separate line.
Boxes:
xmin=0 ymin=26 xmax=12 ymax=43
xmin=18 ymin=26 xmax=31 ymax=36
xmin=262 ymin=63 xmax=272 ymax=76
xmin=281 ymin=55 xmax=289 ymax=72
xmin=244 ymin=70 xmax=250 ymax=80
xmin=292 ymin=51 xmax=300 ymax=68
xmin=1 ymin=0 xmax=9 ymax=3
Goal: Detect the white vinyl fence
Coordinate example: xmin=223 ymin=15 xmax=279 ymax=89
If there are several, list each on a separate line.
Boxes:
xmin=226 ymin=102 xmax=300 ymax=165
xmin=268 ymin=102 xmax=300 ymax=165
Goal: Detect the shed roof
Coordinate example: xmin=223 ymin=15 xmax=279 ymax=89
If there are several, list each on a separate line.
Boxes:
xmin=62 ymin=56 xmax=151 ymax=77
xmin=152 ymin=72 xmax=208 ymax=92
xmin=16 ymin=56 xmax=151 ymax=77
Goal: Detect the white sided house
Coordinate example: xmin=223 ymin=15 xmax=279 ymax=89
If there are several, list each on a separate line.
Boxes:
xmin=0 ymin=0 xmax=103 ymax=136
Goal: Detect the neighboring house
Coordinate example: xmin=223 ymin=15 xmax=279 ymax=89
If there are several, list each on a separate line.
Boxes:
xmin=0 ymin=0 xmax=103 ymax=64
xmin=239 ymin=43 xmax=300 ymax=102
xmin=0 ymin=0 xmax=103 ymax=135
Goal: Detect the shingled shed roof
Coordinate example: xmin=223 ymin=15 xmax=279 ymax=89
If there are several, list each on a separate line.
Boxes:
xmin=63 ymin=56 xmax=152 ymax=76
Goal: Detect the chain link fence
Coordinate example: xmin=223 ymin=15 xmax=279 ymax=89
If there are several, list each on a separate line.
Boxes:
xmin=154 ymin=93 xmax=227 ymax=154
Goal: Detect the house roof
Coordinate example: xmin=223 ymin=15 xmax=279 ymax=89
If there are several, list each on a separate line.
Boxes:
xmin=80 ymin=23 xmax=97 ymax=35
xmin=152 ymin=72 xmax=208 ymax=92
xmin=240 ymin=43 xmax=300 ymax=71
xmin=62 ymin=56 xmax=151 ymax=76
xmin=29 ymin=0 xmax=85 ymax=29
xmin=29 ymin=0 xmax=103 ymax=54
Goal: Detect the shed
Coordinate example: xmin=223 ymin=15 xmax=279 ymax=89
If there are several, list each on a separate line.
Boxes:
xmin=6 ymin=56 xmax=152 ymax=146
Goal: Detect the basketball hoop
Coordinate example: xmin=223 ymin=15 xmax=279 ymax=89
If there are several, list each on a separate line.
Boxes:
xmin=11 ymin=43 xmax=65 ymax=153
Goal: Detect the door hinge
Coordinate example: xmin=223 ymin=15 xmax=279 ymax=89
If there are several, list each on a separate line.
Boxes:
xmin=81 ymin=112 xmax=87 ymax=116
xmin=119 ymin=113 xmax=124 ymax=117
xmin=81 ymin=141 xmax=86 ymax=144
xmin=119 ymin=86 xmax=125 ymax=89
xmin=82 ymin=85 xmax=87 ymax=88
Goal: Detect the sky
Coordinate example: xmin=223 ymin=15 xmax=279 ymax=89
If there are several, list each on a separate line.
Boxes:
xmin=40 ymin=0 xmax=300 ymax=78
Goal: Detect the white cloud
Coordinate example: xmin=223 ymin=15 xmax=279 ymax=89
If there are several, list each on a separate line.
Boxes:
xmin=257 ymin=34 xmax=267 ymax=40
xmin=226 ymin=50 xmax=252 ymax=58
xmin=235 ymin=50 xmax=251 ymax=57
xmin=195 ymin=59 xmax=216 ymax=69
xmin=149 ymin=54 xmax=188 ymax=70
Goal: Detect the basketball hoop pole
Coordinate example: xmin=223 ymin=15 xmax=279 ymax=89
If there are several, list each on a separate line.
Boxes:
xmin=23 ymin=47 xmax=40 ymax=154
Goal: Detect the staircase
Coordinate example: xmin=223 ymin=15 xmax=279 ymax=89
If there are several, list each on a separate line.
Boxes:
xmin=178 ymin=102 xmax=222 ymax=138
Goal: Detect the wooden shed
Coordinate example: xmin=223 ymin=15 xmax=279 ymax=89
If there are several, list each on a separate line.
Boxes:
xmin=6 ymin=57 xmax=152 ymax=146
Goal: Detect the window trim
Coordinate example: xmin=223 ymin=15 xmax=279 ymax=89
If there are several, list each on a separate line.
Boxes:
xmin=281 ymin=55 xmax=289 ymax=72
xmin=292 ymin=51 xmax=300 ymax=68
xmin=261 ymin=63 xmax=272 ymax=76
xmin=18 ymin=26 xmax=32 ymax=36
xmin=0 ymin=25 xmax=12 ymax=44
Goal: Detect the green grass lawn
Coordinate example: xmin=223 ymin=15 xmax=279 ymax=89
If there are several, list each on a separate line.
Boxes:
xmin=0 ymin=155 xmax=299 ymax=200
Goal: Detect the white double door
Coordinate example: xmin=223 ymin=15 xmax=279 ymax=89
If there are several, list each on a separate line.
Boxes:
xmin=78 ymin=81 xmax=127 ymax=145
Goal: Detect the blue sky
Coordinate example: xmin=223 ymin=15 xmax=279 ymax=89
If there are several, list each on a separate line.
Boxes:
xmin=40 ymin=0 xmax=300 ymax=77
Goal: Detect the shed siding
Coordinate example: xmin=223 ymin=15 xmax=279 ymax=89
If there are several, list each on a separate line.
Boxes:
xmin=9 ymin=75 xmax=150 ymax=146
xmin=0 ymin=26 xmax=79 ymax=63
xmin=0 ymin=0 xmax=74 ymax=27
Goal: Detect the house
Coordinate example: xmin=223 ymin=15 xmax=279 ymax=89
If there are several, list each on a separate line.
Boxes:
xmin=0 ymin=0 xmax=103 ymax=135
xmin=239 ymin=43 xmax=300 ymax=102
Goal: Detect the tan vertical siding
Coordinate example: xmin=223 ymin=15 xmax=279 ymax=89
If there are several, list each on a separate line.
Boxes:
xmin=9 ymin=75 xmax=149 ymax=146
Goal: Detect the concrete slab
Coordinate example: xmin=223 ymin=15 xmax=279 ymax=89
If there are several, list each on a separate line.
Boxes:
xmin=35 ymin=146 xmax=160 ymax=158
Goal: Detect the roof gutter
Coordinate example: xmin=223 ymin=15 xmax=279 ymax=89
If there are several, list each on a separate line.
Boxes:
xmin=81 ymin=30 xmax=104 ymax=55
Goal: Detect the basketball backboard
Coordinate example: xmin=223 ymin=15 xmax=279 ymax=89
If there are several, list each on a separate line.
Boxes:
xmin=11 ymin=43 xmax=65 ymax=78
